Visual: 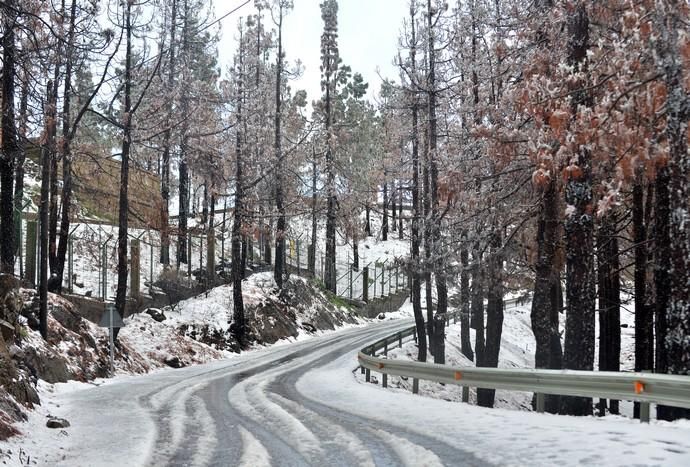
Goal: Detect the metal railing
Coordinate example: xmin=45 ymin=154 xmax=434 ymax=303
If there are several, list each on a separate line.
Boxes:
xmin=357 ymin=309 xmax=690 ymax=423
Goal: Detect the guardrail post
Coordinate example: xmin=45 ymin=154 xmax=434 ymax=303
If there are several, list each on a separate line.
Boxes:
xmin=383 ymin=341 xmax=388 ymax=357
xmin=640 ymin=402 xmax=650 ymax=423
xmin=365 ymin=368 xmax=371 ymax=383
xmin=536 ymin=393 xmax=545 ymax=413
xmin=462 ymin=386 xmax=469 ymax=403
xmin=362 ymin=266 xmax=369 ymax=303
xmin=382 ymin=373 xmax=387 ymax=388
xmin=398 ymin=332 xmax=402 ymax=348
xmin=412 ymin=378 xmax=419 ymax=394
xmin=360 ymin=365 xmax=365 ymax=374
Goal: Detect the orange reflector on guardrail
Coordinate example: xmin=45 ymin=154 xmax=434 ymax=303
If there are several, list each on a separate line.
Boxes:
xmin=454 ymin=371 xmax=463 ymax=381
xmin=377 ymin=362 xmax=385 ymax=369
xmin=634 ymin=381 xmax=645 ymax=394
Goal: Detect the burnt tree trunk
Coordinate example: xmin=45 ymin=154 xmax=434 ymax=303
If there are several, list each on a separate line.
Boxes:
xmin=409 ymin=7 xmax=427 ymax=362
xmin=655 ymin=167 xmax=670 ymax=378
xmin=39 ymin=81 xmax=56 ymax=340
xmin=471 ymin=248 xmax=485 ymax=364
xmin=398 ymin=180 xmax=403 ymax=240
xmin=273 ymin=5 xmax=286 ymax=288
xmin=531 ymin=180 xmax=563 ymax=413
xmin=159 ymin=0 xmax=177 ymax=266
xmin=596 ymin=214 xmax=620 ymax=416
xmin=391 ymin=181 xmax=397 ymax=233
xmin=13 ymin=73 xmax=28 ymax=265
xmin=633 ymin=173 xmax=653 ymax=403
xmin=478 ymin=229 xmax=504 ymax=408
xmin=561 ymin=4 xmax=595 ymax=417
xmin=365 ymin=203 xmax=371 ymax=236
xmin=308 ymin=156 xmax=317 ymax=275
xmin=54 ymin=0 xmax=78 ymax=293
xmin=382 ymin=179 xmax=388 ymax=241
xmin=427 ymin=0 xmax=446 ymax=365
xmin=115 ymin=1 xmax=134 ymax=324
xmin=47 ymin=49 xmax=61 ymax=277
xmin=460 ymin=240 xmax=473 ymax=361
xmin=655 ymin=1 xmax=690 ymax=421
xmin=231 ymin=31 xmax=247 ymax=348
xmin=1 ymin=0 xmax=18 ymax=273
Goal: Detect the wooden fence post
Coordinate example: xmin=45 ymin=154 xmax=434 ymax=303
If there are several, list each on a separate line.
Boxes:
xmin=362 ymin=266 xmax=369 ymax=303
xmin=25 ymin=220 xmax=37 ymax=287
xmin=207 ymin=227 xmax=216 ymax=283
xmin=130 ymin=239 xmax=140 ymax=299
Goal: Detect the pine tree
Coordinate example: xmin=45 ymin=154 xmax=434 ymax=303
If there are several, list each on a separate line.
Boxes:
xmin=320 ymin=0 xmax=339 ymax=293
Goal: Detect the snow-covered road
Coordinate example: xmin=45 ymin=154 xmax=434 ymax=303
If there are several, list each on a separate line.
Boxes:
xmin=17 ymin=320 xmax=690 ymax=466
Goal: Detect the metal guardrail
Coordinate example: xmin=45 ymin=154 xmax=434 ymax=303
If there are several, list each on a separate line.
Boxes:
xmin=358 ymin=306 xmax=690 ymax=423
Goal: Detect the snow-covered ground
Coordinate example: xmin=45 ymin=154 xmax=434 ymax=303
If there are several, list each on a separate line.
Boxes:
xmin=301 ymin=338 xmax=690 ymax=466
xmin=3 ymin=316 xmax=689 ymax=467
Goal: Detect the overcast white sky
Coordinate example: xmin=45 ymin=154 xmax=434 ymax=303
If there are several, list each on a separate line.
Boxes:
xmin=216 ymin=0 xmax=409 ymax=102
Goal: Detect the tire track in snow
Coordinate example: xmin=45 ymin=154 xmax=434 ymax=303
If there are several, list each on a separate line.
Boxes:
xmin=239 ymin=426 xmax=271 ymax=467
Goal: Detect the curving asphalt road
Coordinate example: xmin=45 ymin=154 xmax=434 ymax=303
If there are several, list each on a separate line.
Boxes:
xmin=42 ymin=320 xmax=487 ymax=467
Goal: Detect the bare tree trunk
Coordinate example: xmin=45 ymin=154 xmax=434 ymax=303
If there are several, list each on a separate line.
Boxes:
xmin=471 ymin=247 xmax=485 ymax=364
xmin=1 ymin=0 xmax=19 ymax=273
xmin=633 ymin=174 xmax=653 ymax=397
xmin=427 ymin=1 xmax=447 ymax=365
xmin=655 ymin=166 xmax=670 ymax=380
xmin=13 ymin=72 xmax=28 ymax=266
xmin=115 ymin=1 xmax=134 ymax=323
xmin=478 ymin=229 xmax=504 ymax=408
xmin=273 ymin=4 xmax=286 ymax=288
xmin=159 ymin=0 xmax=177 ymax=266
xmin=561 ymin=4 xmax=595 ymax=417
xmin=176 ymin=1 xmax=191 ymax=269
xmin=391 ymin=181 xmax=397 ymax=233
xmin=408 ymin=3 xmax=426 ymax=362
xmin=308 ymin=155 xmax=317 ymax=275
xmin=231 ymin=28 xmax=247 ymax=349
xmin=459 ymin=238 xmax=473 ymax=360
xmin=597 ymin=214 xmax=620 ymax=416
xmin=419 ymin=106 xmax=435 ymax=351
xmin=48 ymin=22 xmax=62 ymax=276
xmin=54 ymin=0 xmax=78 ymax=293
xmin=398 ymin=180 xmax=403 ymax=240
xmin=39 ymin=81 xmax=56 ymax=339
xmin=364 ymin=203 xmax=371 ymax=236
xmin=529 ymin=0 xmax=563 ymax=414
xmin=655 ymin=1 xmax=690 ymax=421
xmin=382 ymin=178 xmax=388 ymax=241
